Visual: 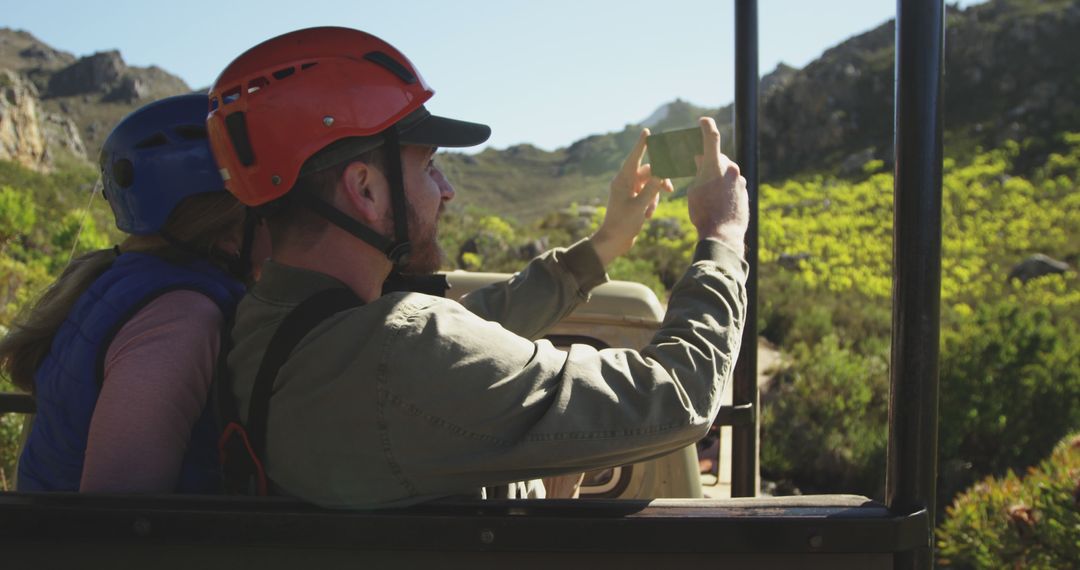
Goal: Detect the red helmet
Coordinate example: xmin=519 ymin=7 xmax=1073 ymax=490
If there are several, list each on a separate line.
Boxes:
xmin=207 ymin=27 xmax=489 ymax=207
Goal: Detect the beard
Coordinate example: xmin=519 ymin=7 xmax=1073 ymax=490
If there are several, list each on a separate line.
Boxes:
xmin=397 ymin=201 xmax=445 ymax=275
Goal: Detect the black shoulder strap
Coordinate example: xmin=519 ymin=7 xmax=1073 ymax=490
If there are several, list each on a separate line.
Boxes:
xmin=217 ymin=287 xmax=362 ymax=495
xmin=246 ymin=287 xmax=363 ymax=461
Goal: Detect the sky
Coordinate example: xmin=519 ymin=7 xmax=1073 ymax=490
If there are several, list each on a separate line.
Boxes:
xmin=4 ymin=0 xmax=985 ymax=152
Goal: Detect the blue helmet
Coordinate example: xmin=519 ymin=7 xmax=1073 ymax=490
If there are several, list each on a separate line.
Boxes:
xmin=99 ymin=94 xmax=225 ymax=235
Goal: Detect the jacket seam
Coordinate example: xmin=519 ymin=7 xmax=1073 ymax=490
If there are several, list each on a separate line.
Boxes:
xmin=376 ymin=315 xmax=419 ymax=496
xmin=382 ymin=389 xmax=513 ymax=446
xmin=522 ymin=421 xmax=692 ymax=442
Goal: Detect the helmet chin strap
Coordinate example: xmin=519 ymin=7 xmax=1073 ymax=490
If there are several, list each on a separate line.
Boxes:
xmin=381 ymin=127 xmax=412 ymax=267
xmin=287 ymin=127 xmax=412 ymax=268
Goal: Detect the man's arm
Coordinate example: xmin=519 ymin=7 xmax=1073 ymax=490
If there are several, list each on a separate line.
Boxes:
xmin=388 ymin=239 xmax=747 ymax=496
xmin=459 ymin=130 xmax=673 ymax=338
xmin=388 ymin=118 xmax=749 ymax=497
xmin=457 ymin=239 xmax=605 ymax=339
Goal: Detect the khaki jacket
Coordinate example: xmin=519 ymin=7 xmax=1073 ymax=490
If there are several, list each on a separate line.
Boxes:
xmin=227 ymin=239 xmax=747 ymax=508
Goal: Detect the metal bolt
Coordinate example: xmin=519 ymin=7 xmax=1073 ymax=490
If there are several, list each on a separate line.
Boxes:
xmin=323 ymin=116 xmax=335 ymax=127
xmin=133 ymin=517 xmax=152 ymax=537
xmin=808 ymin=534 xmax=823 ymax=549
xmin=480 ymin=529 xmax=495 ymax=544
xmin=271 ymin=175 xmax=282 ymax=185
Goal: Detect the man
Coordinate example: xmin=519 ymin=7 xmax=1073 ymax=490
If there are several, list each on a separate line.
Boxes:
xmin=208 ymin=27 xmax=749 ymax=508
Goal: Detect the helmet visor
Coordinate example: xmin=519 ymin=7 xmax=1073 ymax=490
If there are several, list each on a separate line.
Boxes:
xmin=397 ymin=107 xmax=491 ymax=148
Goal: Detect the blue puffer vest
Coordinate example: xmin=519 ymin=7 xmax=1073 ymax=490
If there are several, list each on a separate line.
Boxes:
xmin=17 ymin=252 xmax=245 ymax=493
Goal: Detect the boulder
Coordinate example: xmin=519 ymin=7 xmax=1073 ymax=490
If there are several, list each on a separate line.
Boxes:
xmin=517 ymin=236 xmax=549 ymax=260
xmin=778 ymin=252 xmax=812 ymax=271
xmin=1007 ymin=254 xmax=1069 ymax=284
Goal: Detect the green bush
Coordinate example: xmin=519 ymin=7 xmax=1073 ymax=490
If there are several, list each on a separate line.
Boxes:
xmin=0 ymin=373 xmax=23 ymax=490
xmin=936 ymin=431 xmax=1080 ymax=569
xmin=937 ymin=299 xmax=1080 ymax=507
xmin=761 ymin=334 xmax=890 ymax=497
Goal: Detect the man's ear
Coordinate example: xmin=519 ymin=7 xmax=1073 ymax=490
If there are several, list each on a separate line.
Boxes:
xmin=338 ymin=161 xmax=383 ymax=224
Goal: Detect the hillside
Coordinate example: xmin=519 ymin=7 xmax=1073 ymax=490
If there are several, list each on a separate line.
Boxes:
xmin=1 ymin=0 xmax=1077 ymax=215
xmin=440 ymin=0 xmax=1080 ymax=219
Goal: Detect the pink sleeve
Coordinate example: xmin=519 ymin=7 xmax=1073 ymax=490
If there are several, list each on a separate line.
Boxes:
xmin=80 ymin=290 xmax=225 ymax=493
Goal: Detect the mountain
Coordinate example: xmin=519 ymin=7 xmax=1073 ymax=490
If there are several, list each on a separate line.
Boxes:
xmin=447 ymin=0 xmax=1080 ymax=219
xmin=1 ymin=0 xmax=1077 ymax=217
xmin=761 ymin=0 xmax=1080 ymax=179
xmin=0 ymin=27 xmax=191 ymax=169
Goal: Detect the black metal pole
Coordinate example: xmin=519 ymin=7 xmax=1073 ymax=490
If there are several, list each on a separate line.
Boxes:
xmin=888 ymin=0 xmax=944 ymax=567
xmin=731 ymin=0 xmax=760 ymax=498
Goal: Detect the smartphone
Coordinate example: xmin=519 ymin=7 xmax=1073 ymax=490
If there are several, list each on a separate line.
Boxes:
xmin=646 ymin=127 xmax=704 ymax=178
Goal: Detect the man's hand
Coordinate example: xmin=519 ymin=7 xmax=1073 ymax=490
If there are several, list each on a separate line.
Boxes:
xmin=687 ymin=117 xmax=748 ymax=257
xmin=591 ymin=129 xmax=674 ymax=267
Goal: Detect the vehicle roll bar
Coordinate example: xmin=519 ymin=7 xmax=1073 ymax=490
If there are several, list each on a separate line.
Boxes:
xmin=888 ymin=0 xmax=945 ymax=567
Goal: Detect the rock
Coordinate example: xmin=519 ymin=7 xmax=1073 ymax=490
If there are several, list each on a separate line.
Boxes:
xmin=47 ymin=50 xmax=126 ymax=97
xmin=517 ymin=237 xmax=549 ymax=260
xmin=18 ymin=44 xmax=67 ymax=67
xmin=778 ymin=252 xmax=811 ymax=271
xmin=104 ymin=75 xmax=148 ymax=103
xmin=0 ymin=69 xmax=48 ymax=170
xmin=1007 ymin=254 xmax=1069 ymax=284
xmin=456 ymin=237 xmax=479 ymax=269
xmin=838 ymin=148 xmax=876 ymax=177
xmin=761 ymin=62 xmax=798 ymax=97
xmin=40 ymin=111 xmax=87 ymax=161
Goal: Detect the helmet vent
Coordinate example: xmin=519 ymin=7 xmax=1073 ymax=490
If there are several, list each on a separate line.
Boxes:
xmin=363 ymin=51 xmax=416 ymax=85
xmin=301 ymin=62 xmax=318 ymax=71
xmin=247 ymin=77 xmax=270 ymax=94
xmin=134 ymin=133 xmax=169 ymax=149
xmin=272 ymin=67 xmax=295 ymax=80
xmin=223 ymin=87 xmax=242 ymax=105
xmin=173 ymin=125 xmax=208 ymax=140
xmin=112 ymin=159 xmax=135 ymax=188
xmin=225 ymin=112 xmax=256 ymax=167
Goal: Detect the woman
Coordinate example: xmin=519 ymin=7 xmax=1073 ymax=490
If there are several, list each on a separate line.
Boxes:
xmin=0 ymin=94 xmax=265 ymax=493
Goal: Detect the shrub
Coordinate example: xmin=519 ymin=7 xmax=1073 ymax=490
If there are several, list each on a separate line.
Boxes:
xmin=938 ymin=299 xmax=1080 ymax=507
xmin=0 ymin=372 xmax=23 ymax=490
xmin=936 ymin=431 xmax=1080 ymax=569
xmin=761 ymin=334 xmax=890 ymax=498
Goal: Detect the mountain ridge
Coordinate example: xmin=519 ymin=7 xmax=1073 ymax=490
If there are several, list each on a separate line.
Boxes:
xmin=2 ymin=0 xmax=1077 ymax=220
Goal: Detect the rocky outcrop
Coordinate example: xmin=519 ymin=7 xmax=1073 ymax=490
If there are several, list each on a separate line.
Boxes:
xmin=47 ymin=51 xmax=126 ymax=98
xmin=40 ymin=111 xmax=87 ymax=162
xmin=0 ymin=69 xmax=47 ymax=170
xmin=0 ymin=69 xmax=86 ymax=171
xmin=760 ymin=0 xmax=1080 ymax=180
xmin=103 ymin=74 xmax=148 ymax=103
xmin=761 ymin=62 xmax=797 ymax=97
xmin=1 ymin=31 xmax=191 ymax=159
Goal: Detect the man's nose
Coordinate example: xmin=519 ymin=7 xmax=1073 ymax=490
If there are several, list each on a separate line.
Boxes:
xmin=433 ymin=167 xmax=455 ymax=202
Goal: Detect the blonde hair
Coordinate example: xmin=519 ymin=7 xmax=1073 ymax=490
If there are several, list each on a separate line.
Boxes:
xmin=0 ymin=192 xmax=246 ymax=393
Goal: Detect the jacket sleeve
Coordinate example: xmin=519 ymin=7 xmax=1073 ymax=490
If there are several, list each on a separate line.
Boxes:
xmin=383 ymin=239 xmax=747 ymax=495
xmin=457 ymin=239 xmax=607 ymax=339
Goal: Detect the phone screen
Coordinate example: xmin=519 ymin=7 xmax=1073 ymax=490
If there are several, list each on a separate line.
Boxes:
xmin=646 ymin=127 xmax=704 ymax=178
